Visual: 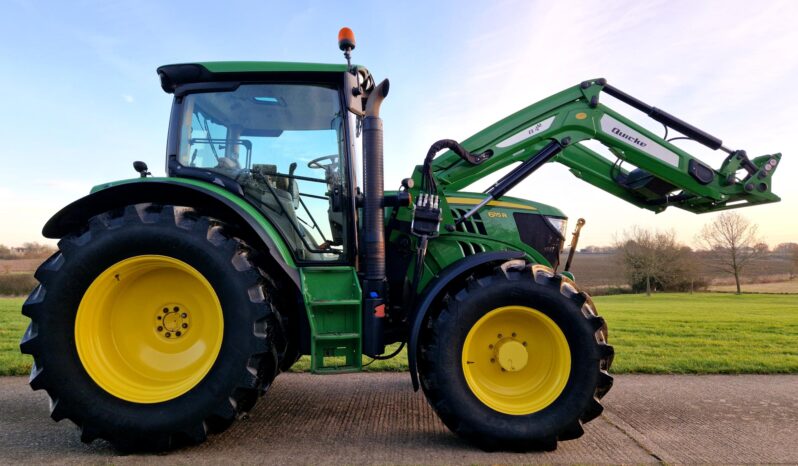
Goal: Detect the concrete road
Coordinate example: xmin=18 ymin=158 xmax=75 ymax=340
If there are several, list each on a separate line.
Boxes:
xmin=1 ymin=373 xmax=796 ymax=464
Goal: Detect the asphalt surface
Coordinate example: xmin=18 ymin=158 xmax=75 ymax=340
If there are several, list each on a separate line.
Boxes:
xmin=1 ymin=373 xmax=796 ymax=464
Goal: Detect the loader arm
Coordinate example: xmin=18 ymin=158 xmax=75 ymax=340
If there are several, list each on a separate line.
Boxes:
xmin=430 ymin=79 xmax=781 ymax=213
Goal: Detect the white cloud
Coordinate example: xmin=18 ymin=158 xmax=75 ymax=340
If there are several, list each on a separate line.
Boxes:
xmin=390 ymin=0 xmax=798 ymax=247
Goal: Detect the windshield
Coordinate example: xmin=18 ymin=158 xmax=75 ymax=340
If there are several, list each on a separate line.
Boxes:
xmin=178 ymin=83 xmax=349 ymax=262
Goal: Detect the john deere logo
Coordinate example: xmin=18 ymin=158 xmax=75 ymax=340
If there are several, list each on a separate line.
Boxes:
xmin=611 ymin=127 xmax=647 ymax=147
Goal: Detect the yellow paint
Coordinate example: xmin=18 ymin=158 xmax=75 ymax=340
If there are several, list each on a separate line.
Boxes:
xmin=496 ymin=339 xmax=528 ymax=372
xmin=75 ymin=255 xmax=224 ymax=403
xmin=447 ymin=197 xmax=537 ymax=211
xmin=576 ymin=112 xmax=588 ymax=120
xmin=461 ymin=305 xmax=571 ymax=415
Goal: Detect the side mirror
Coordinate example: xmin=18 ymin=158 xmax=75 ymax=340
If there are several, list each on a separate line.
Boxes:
xmin=133 ymin=161 xmax=151 ymax=178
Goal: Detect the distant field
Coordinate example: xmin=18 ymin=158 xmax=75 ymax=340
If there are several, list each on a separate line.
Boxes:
xmin=709 ymin=278 xmax=798 ymax=294
xmin=3 ymin=293 xmax=796 ymax=377
xmin=564 ymin=252 xmax=795 ymax=292
xmin=0 ymin=259 xmax=41 ymax=274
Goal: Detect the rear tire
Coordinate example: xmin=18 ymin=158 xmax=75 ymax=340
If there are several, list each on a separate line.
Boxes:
xmin=20 ymin=204 xmax=285 ymax=451
xmin=418 ymin=261 xmax=614 ymax=451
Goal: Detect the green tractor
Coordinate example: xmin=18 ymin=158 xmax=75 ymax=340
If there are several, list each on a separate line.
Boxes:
xmin=21 ymin=29 xmax=781 ymax=452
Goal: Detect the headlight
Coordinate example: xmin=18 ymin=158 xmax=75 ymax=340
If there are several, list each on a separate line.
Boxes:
xmin=544 ymin=216 xmax=568 ymax=240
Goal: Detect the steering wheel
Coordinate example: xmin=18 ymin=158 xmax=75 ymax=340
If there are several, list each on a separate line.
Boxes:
xmin=307 ymin=154 xmax=339 ymax=170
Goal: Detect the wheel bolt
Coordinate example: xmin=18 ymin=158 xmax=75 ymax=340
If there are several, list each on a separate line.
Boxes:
xmin=497 ymin=333 xmax=503 ymax=339
xmin=181 ymin=313 xmax=187 ymax=318
xmin=165 ymin=332 xmax=171 ymax=337
xmin=512 ymin=332 xmax=517 ymax=337
xmin=157 ymin=316 xmax=162 ymax=320
xmin=163 ymin=308 xmax=168 ymax=313
xmin=157 ymin=326 xmax=163 ymax=332
xmin=173 ymin=306 xmax=180 ymax=312
xmin=488 ymin=344 xmax=494 ymax=349
xmin=523 ymin=341 xmax=527 ymax=346
xmin=490 ymin=358 xmax=495 ymax=363
xmin=182 ymin=323 xmax=188 ymax=329
xmin=501 ymin=368 xmax=506 ymax=372
xmin=175 ymin=331 xmax=182 ymax=337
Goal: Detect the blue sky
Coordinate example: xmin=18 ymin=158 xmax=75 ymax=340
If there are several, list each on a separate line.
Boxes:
xmin=1 ymin=0 xmax=796 ymax=247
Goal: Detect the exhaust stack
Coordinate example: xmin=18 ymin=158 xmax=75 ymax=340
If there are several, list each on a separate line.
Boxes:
xmin=361 ymin=79 xmax=389 ymax=357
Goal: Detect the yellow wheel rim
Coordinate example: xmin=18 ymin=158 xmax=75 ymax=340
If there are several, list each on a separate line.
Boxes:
xmin=462 ymin=305 xmax=571 ymax=415
xmin=75 ymin=255 xmax=224 ymax=404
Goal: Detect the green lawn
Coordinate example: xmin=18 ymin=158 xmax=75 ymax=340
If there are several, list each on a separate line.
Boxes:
xmin=2 ymin=293 xmax=797 ymax=376
xmin=0 ymin=298 xmax=28 ymax=376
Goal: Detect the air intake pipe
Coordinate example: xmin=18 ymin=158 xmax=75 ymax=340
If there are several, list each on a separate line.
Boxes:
xmin=361 ymin=78 xmax=389 ymax=357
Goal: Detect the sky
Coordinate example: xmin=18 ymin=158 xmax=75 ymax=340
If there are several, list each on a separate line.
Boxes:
xmin=0 ymin=0 xmax=796 ymax=249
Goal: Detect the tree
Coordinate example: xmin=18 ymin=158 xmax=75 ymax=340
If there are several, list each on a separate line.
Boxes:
xmin=19 ymin=242 xmax=55 ymax=259
xmin=615 ymin=227 xmax=689 ymax=296
xmin=774 ymin=243 xmax=798 ymax=279
xmin=696 ymin=212 xmax=763 ymax=294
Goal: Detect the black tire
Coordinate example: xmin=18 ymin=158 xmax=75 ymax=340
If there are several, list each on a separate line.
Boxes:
xmin=20 ymin=204 xmax=286 ymax=451
xmin=418 ymin=260 xmax=614 ymax=451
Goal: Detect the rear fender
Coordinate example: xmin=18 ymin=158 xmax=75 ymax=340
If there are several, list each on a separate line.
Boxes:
xmin=42 ymin=178 xmax=299 ymax=286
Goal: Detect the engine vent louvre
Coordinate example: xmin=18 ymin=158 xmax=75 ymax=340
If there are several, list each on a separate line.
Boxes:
xmin=457 ymin=241 xmax=485 ymax=257
xmin=450 ymin=209 xmax=487 ymax=235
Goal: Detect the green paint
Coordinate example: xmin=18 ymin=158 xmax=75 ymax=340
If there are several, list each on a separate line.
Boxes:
xmin=78 ymin=71 xmax=783 ymax=374
xmin=198 ymin=61 xmax=349 ymax=74
xmin=426 ymin=79 xmax=780 ymax=213
xmin=300 ymin=267 xmax=362 ymax=373
xmin=90 ymin=177 xmax=296 ymax=268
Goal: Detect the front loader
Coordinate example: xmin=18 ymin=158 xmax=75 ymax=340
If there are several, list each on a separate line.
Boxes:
xmin=21 ymin=28 xmax=781 ymax=452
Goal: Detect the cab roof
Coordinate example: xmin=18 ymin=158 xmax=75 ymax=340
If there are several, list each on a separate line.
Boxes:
xmin=157 ymin=61 xmax=352 ymax=94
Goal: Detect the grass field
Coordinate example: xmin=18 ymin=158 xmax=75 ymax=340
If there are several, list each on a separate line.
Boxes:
xmin=0 ymin=298 xmax=28 ymax=376
xmin=2 ymin=293 xmax=797 ymax=376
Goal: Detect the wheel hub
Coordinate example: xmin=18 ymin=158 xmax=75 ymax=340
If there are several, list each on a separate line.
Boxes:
xmin=495 ymin=338 xmax=527 ymax=372
xmin=461 ymin=305 xmax=571 ymax=415
xmin=155 ymin=305 xmax=190 ymax=339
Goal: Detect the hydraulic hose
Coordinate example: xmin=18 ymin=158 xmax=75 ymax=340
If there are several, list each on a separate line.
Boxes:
xmin=421 ymin=139 xmax=491 ymax=194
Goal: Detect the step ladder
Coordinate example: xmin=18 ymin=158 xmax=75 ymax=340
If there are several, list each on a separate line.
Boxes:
xmin=300 ymin=266 xmax=362 ymax=373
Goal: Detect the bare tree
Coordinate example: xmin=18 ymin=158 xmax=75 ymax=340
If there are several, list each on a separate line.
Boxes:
xmin=696 ymin=212 xmax=763 ymax=294
xmin=775 ymin=243 xmax=798 ymax=279
xmin=792 ymin=248 xmax=798 ymax=280
xmin=615 ymin=227 xmax=686 ymax=296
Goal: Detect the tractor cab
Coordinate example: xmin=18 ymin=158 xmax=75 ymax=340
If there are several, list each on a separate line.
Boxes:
xmin=158 ymin=63 xmax=375 ymax=263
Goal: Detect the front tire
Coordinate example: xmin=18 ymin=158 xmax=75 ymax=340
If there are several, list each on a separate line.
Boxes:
xmin=418 ymin=261 xmax=614 ymax=451
xmin=20 ymin=204 xmax=284 ymax=451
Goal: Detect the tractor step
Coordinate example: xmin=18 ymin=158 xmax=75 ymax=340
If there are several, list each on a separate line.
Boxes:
xmin=299 ymin=266 xmax=362 ymax=373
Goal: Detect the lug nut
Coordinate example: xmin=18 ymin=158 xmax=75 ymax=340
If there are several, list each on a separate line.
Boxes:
xmin=523 ymin=341 xmax=527 ymax=346
xmin=512 ymin=332 xmax=517 ymax=337
xmin=489 ymin=344 xmax=494 ymax=349
xmin=173 ymin=306 xmax=180 ymax=312
xmin=165 ymin=332 xmax=171 ymax=337
xmin=182 ymin=323 xmax=188 ymax=329
xmin=181 ymin=313 xmax=187 ymax=318
xmin=490 ymin=358 xmax=495 ymax=363
xmin=157 ymin=326 xmax=163 ymax=332
xmin=157 ymin=316 xmax=162 ymax=320
xmin=497 ymin=333 xmax=503 ymax=339
xmin=176 ymin=331 xmax=182 ymax=337
xmin=163 ymin=308 xmax=168 ymax=313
